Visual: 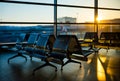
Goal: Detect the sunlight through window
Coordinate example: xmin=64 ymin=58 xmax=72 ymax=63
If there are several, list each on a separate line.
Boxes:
xmin=97 ymin=59 xmax=106 ymax=81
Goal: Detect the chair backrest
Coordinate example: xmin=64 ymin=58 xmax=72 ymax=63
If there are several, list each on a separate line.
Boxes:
xmin=35 ymin=35 xmax=51 ymax=49
xmin=36 ymin=36 xmax=48 ymax=48
xmin=47 ymin=35 xmax=56 ymax=51
xmin=27 ymin=33 xmax=39 ymax=45
xmin=66 ymin=35 xmax=94 ymax=56
xmin=52 ymin=35 xmax=71 ymax=53
xmin=15 ymin=33 xmax=26 ymax=49
xmin=116 ymin=32 xmax=120 ymax=40
xmin=67 ymin=35 xmax=83 ymax=54
xmin=52 ymin=35 xmax=82 ymax=53
xmin=100 ymin=32 xmax=111 ymax=40
xmin=84 ymin=32 xmax=98 ymax=42
xmin=16 ymin=33 xmax=26 ymax=43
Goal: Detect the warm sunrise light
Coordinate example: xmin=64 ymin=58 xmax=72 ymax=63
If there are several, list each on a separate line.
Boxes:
xmin=97 ymin=59 xmax=106 ymax=81
xmin=97 ymin=16 xmax=102 ymax=22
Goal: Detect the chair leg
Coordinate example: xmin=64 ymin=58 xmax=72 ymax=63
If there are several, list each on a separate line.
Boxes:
xmin=47 ymin=63 xmax=57 ymax=71
xmin=20 ymin=54 xmax=27 ymax=61
xmin=88 ymin=44 xmax=93 ymax=50
xmin=30 ymin=56 xmax=32 ymax=61
xmin=8 ymin=52 xmax=27 ymax=63
xmin=61 ymin=60 xmax=64 ymax=70
xmin=61 ymin=59 xmax=81 ymax=70
xmin=32 ymin=61 xmax=57 ymax=75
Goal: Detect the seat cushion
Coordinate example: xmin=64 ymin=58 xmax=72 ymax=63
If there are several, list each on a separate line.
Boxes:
xmin=50 ymin=52 xmax=66 ymax=59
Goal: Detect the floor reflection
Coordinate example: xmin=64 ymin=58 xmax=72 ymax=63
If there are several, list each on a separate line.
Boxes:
xmin=0 ymin=49 xmax=120 ymax=81
xmin=97 ymin=58 xmax=106 ymax=81
xmin=98 ymin=49 xmax=120 ymax=81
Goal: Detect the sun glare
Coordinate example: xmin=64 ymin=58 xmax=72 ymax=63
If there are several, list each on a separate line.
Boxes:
xmin=97 ymin=16 xmax=102 ymax=22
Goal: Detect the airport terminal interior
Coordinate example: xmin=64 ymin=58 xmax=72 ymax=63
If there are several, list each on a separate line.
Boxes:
xmin=0 ymin=0 xmax=120 ymax=81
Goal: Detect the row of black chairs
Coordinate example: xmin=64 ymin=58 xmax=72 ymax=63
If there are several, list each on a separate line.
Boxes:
xmin=8 ymin=33 xmax=94 ymax=75
xmin=81 ymin=32 xmax=120 ymax=51
xmin=99 ymin=32 xmax=120 ymax=49
xmin=81 ymin=32 xmax=98 ymax=51
xmin=7 ymin=33 xmax=39 ymax=62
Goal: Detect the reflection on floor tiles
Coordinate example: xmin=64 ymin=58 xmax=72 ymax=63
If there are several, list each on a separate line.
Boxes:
xmin=0 ymin=49 xmax=120 ymax=81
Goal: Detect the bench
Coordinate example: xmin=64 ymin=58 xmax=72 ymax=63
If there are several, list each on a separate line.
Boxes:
xmin=99 ymin=32 xmax=120 ymax=51
xmin=49 ymin=35 xmax=94 ymax=70
xmin=8 ymin=33 xmax=39 ymax=63
xmin=81 ymin=32 xmax=98 ymax=51
xmin=27 ymin=34 xmax=57 ymax=75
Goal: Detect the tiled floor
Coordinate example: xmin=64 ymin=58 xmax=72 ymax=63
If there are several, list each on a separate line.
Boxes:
xmin=0 ymin=48 xmax=120 ymax=81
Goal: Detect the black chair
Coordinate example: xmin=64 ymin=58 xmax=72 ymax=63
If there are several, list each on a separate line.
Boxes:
xmin=82 ymin=32 xmax=98 ymax=51
xmin=21 ymin=33 xmax=39 ymax=55
xmin=99 ymin=32 xmax=120 ymax=51
xmin=8 ymin=33 xmax=39 ymax=63
xmin=116 ymin=32 xmax=120 ymax=47
xmin=49 ymin=35 xmax=94 ymax=70
xmin=29 ymin=34 xmax=57 ymax=75
xmin=110 ymin=32 xmax=120 ymax=47
xmin=7 ymin=33 xmax=26 ymax=63
xmin=99 ymin=32 xmax=112 ymax=51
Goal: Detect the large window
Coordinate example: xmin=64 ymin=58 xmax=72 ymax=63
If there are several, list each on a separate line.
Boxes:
xmin=0 ymin=0 xmax=120 ymax=39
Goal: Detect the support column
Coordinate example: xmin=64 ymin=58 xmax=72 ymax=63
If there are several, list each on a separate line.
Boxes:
xmin=54 ymin=0 xmax=57 ymax=37
xmin=94 ymin=0 xmax=98 ymax=33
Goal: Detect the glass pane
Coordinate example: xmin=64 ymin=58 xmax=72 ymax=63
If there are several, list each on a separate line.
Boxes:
xmin=98 ymin=0 xmax=120 ymax=9
xmin=98 ymin=25 xmax=120 ymax=37
xmin=58 ymin=0 xmax=94 ymax=7
xmin=98 ymin=10 xmax=120 ymax=21
xmin=9 ymin=0 xmax=54 ymax=4
xmin=0 ymin=3 xmax=53 ymax=22
xmin=58 ymin=7 xmax=94 ymax=23
xmin=57 ymin=24 xmax=95 ymax=39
